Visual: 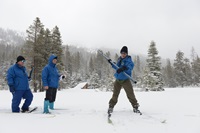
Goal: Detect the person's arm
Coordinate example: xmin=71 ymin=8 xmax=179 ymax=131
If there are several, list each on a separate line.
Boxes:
xmin=7 ymin=67 xmax=15 ymax=93
xmin=42 ymin=67 xmax=49 ymax=89
xmin=124 ymin=57 xmax=134 ymax=74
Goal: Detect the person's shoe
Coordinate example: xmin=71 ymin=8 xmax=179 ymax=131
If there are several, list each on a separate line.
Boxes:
xmin=133 ymin=104 xmax=139 ymax=112
xmin=49 ymin=102 xmax=54 ymax=110
xmin=21 ymin=108 xmax=29 ymax=113
xmin=43 ymin=100 xmax=50 ymax=113
xmin=108 ymin=106 xmax=114 ymax=114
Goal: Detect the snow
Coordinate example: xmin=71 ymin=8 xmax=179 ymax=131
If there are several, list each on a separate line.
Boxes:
xmin=0 ymin=88 xmax=200 ymax=133
xmin=73 ymin=82 xmax=88 ymax=89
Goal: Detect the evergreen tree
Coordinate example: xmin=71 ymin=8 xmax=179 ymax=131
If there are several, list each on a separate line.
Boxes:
xmin=191 ymin=55 xmax=200 ymax=86
xmin=43 ymin=28 xmax=52 ymax=63
xmin=51 ymin=26 xmax=63 ymax=70
xmin=183 ymin=58 xmax=193 ymax=86
xmin=163 ymin=59 xmax=177 ymax=87
xmin=89 ymin=56 xmax=94 ymax=75
xmin=144 ymin=41 xmax=164 ymax=91
xmin=63 ymin=45 xmax=72 ymax=76
xmin=25 ymin=17 xmax=44 ymax=92
xmin=174 ymin=51 xmax=187 ymax=87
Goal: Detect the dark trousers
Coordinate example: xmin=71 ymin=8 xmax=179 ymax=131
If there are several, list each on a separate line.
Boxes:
xmin=12 ymin=90 xmax=33 ymax=112
xmin=109 ymin=79 xmax=138 ymax=108
xmin=45 ymin=87 xmax=57 ymax=103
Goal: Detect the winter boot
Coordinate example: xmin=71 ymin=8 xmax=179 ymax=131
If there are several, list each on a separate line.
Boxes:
xmin=43 ymin=100 xmax=50 ymax=113
xmin=133 ymin=104 xmax=139 ymax=112
xmin=108 ymin=105 xmax=114 ymax=114
xmin=21 ymin=108 xmax=29 ymax=113
xmin=49 ymin=102 xmax=54 ymax=110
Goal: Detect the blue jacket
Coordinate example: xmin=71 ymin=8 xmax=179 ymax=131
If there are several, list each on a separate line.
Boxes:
xmin=7 ymin=64 xmax=30 ymax=90
xmin=42 ymin=55 xmax=60 ymax=88
xmin=112 ymin=55 xmax=134 ymax=80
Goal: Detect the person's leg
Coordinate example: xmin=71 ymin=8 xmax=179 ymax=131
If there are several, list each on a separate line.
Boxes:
xmin=108 ymin=80 xmax=122 ymax=108
xmin=122 ymin=80 xmax=139 ymax=109
xmin=12 ymin=91 xmax=24 ymax=112
xmin=21 ymin=89 xmax=33 ymax=112
xmin=43 ymin=88 xmax=53 ymax=113
xmin=49 ymin=88 xmax=57 ymax=110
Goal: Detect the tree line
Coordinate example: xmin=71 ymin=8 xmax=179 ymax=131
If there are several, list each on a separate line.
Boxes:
xmin=0 ymin=17 xmax=200 ymax=91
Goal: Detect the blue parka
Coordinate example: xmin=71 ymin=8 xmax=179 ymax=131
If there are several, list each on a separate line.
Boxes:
xmin=42 ymin=55 xmax=60 ymax=88
xmin=7 ymin=64 xmax=30 ymax=90
xmin=112 ymin=55 xmax=134 ymax=80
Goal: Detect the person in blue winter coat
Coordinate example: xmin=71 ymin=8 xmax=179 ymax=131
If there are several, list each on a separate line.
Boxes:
xmin=7 ymin=56 xmax=33 ymax=113
xmin=107 ymin=46 xmax=139 ymax=114
xmin=42 ymin=54 xmax=65 ymax=113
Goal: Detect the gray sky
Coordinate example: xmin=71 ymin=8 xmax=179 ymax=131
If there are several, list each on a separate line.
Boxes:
xmin=1 ymin=0 xmax=200 ymax=59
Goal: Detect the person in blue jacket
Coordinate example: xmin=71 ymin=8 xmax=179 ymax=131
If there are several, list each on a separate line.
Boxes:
xmin=108 ymin=46 xmax=139 ymax=113
xmin=42 ymin=54 xmax=65 ymax=113
xmin=7 ymin=56 xmax=33 ymax=113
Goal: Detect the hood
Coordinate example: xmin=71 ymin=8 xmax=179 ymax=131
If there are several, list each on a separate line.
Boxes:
xmin=48 ymin=54 xmax=57 ymax=67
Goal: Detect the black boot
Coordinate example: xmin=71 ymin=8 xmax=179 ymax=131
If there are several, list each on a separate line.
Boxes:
xmin=133 ymin=104 xmax=142 ymax=115
xmin=108 ymin=107 xmax=113 ymax=114
xmin=133 ymin=104 xmax=139 ymax=112
xmin=21 ymin=108 xmax=29 ymax=113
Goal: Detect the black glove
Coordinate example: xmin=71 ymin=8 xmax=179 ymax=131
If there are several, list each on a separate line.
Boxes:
xmin=9 ymin=85 xmax=15 ymax=94
xmin=28 ymin=76 xmax=31 ymax=81
xmin=62 ymin=75 xmax=65 ymax=79
xmin=108 ymin=59 xmax=112 ymax=65
xmin=117 ymin=66 xmax=127 ymax=73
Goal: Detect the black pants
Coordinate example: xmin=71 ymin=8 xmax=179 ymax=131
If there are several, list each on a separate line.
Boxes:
xmin=45 ymin=87 xmax=57 ymax=103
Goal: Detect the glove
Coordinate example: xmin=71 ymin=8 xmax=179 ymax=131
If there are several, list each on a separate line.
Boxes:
xmin=9 ymin=85 xmax=15 ymax=93
xmin=108 ymin=59 xmax=112 ymax=65
xmin=62 ymin=75 xmax=65 ymax=79
xmin=117 ymin=66 xmax=127 ymax=73
xmin=28 ymin=76 xmax=31 ymax=81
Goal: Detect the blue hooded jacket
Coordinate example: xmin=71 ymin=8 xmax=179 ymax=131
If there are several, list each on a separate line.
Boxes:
xmin=112 ymin=55 xmax=134 ymax=80
xmin=7 ymin=64 xmax=30 ymax=90
xmin=42 ymin=54 xmax=60 ymax=88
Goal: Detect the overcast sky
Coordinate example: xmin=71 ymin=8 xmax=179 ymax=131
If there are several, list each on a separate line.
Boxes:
xmin=1 ymin=0 xmax=200 ymax=59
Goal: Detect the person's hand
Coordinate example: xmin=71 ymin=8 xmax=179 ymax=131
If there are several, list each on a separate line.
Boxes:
xmin=117 ymin=66 xmax=127 ymax=73
xmin=62 ymin=75 xmax=65 ymax=79
xmin=44 ymin=86 xmax=49 ymax=90
xmin=9 ymin=85 xmax=15 ymax=95
xmin=108 ymin=59 xmax=112 ymax=65
xmin=28 ymin=76 xmax=31 ymax=81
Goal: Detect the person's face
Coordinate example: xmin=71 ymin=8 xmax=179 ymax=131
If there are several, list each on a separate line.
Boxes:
xmin=121 ymin=52 xmax=127 ymax=58
xmin=52 ymin=59 xmax=57 ymax=64
xmin=18 ymin=60 xmax=25 ymax=66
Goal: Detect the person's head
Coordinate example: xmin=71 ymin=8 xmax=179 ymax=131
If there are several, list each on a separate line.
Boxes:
xmin=120 ymin=46 xmax=128 ymax=58
xmin=16 ymin=56 xmax=26 ymax=66
xmin=48 ymin=54 xmax=58 ymax=66
xmin=52 ymin=56 xmax=57 ymax=64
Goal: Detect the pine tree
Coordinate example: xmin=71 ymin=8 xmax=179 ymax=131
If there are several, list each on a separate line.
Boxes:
xmin=43 ymin=28 xmax=52 ymax=63
xmin=174 ymin=51 xmax=187 ymax=87
xmin=63 ymin=45 xmax=72 ymax=76
xmin=184 ymin=58 xmax=193 ymax=86
xmin=89 ymin=56 xmax=94 ymax=75
xmin=144 ymin=41 xmax=164 ymax=91
xmin=163 ymin=59 xmax=177 ymax=87
xmin=25 ymin=17 xmax=44 ymax=92
xmin=51 ymin=26 xmax=63 ymax=70
xmin=191 ymin=55 xmax=200 ymax=86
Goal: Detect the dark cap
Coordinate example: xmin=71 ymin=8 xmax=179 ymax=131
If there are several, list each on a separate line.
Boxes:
xmin=120 ymin=46 xmax=128 ymax=54
xmin=16 ymin=56 xmax=25 ymax=63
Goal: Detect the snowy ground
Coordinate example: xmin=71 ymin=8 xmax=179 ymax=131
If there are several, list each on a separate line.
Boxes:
xmin=0 ymin=87 xmax=200 ymax=133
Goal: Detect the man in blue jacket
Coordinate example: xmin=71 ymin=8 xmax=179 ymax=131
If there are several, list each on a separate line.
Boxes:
xmin=108 ymin=46 xmax=139 ymax=113
xmin=7 ymin=56 xmax=33 ymax=113
xmin=42 ymin=54 xmax=64 ymax=113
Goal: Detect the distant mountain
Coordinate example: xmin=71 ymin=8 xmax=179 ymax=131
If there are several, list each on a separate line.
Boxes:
xmin=0 ymin=27 xmax=25 ymax=46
